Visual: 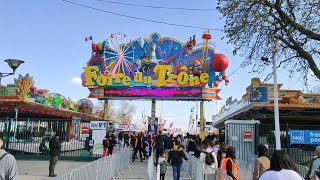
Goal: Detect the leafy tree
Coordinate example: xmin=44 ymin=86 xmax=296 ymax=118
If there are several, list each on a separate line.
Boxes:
xmin=217 ymin=0 xmax=320 ymax=81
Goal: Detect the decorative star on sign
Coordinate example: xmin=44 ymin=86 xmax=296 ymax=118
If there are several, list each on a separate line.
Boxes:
xmin=215 ymin=72 xmax=221 ymax=77
xmin=252 ymin=88 xmax=262 ymax=101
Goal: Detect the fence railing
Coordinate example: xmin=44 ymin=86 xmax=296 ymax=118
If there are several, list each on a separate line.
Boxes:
xmin=235 ymin=160 xmax=254 ymax=180
xmin=147 ymin=151 xmax=155 ymax=180
xmin=58 ymin=148 xmax=132 ymax=180
xmin=0 ymin=118 xmax=97 ymax=160
xmin=182 ymin=152 xmax=233 ymax=180
xmin=257 ymin=123 xmax=320 ymax=165
xmin=296 ymin=164 xmax=309 ymax=179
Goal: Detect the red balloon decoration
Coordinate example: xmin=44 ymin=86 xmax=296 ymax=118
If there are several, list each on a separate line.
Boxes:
xmin=92 ymin=43 xmax=98 ymax=53
xmin=210 ymin=54 xmax=229 ymax=72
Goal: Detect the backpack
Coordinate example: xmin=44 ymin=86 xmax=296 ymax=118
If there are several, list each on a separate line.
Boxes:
xmin=204 ymin=151 xmax=215 ymax=165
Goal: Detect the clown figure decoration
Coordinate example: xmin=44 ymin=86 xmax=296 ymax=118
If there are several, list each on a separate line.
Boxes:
xmin=188 ymin=58 xmax=203 ymax=76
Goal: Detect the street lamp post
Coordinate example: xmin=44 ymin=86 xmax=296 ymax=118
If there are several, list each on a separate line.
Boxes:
xmin=271 ymin=35 xmax=281 ymax=150
xmin=261 ymin=33 xmax=281 ymax=150
xmin=0 ymin=59 xmax=25 ymax=86
xmin=0 ymin=59 xmax=24 ymax=143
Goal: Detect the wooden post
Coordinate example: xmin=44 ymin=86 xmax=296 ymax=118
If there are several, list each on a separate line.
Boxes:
xmin=200 ymin=101 xmax=205 ymax=141
xmin=103 ymin=100 xmax=109 ymax=120
xmin=151 ymin=100 xmax=156 ymax=134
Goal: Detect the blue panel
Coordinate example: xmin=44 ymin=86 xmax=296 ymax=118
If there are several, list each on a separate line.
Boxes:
xmin=290 ymin=130 xmax=320 ymax=145
xmin=250 ymin=87 xmax=268 ymax=102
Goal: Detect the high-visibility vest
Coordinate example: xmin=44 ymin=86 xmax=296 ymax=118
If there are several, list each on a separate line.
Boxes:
xmin=220 ymin=157 xmax=239 ymax=180
xmin=135 ymin=137 xmax=144 ymax=148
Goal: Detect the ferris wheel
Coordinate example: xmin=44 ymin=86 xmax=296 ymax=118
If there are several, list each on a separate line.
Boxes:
xmin=104 ymin=32 xmax=135 ymax=77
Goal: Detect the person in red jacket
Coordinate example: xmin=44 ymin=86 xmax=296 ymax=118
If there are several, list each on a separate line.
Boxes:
xmin=102 ymin=135 xmax=109 ymax=157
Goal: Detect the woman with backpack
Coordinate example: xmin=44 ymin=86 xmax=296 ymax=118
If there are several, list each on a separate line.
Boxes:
xmin=168 ymin=141 xmax=189 ymax=180
xmin=200 ymin=141 xmax=218 ymax=179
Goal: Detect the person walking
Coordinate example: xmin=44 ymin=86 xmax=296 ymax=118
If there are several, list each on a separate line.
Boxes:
xmin=217 ymin=142 xmax=227 ymax=168
xmin=118 ymin=132 xmax=124 ymax=152
xmin=108 ymin=133 xmax=116 ymax=155
xmin=220 ymin=146 xmax=239 ymax=180
xmin=124 ymin=132 xmax=130 ymax=148
xmin=168 ymin=141 xmax=189 ymax=180
xmin=155 ymin=130 xmax=165 ymax=166
xmin=142 ymin=133 xmax=148 ymax=160
xmin=187 ymin=136 xmax=197 ymax=155
xmin=158 ymin=152 xmax=169 ymax=180
xmin=102 ymin=135 xmax=110 ymax=157
xmin=306 ymin=145 xmax=320 ymax=180
xmin=132 ymin=133 xmax=144 ymax=162
xmin=259 ymin=150 xmax=303 ymax=180
xmin=252 ymin=144 xmax=270 ymax=180
xmin=212 ymin=140 xmax=220 ymax=157
xmin=0 ymin=133 xmax=18 ymax=180
xmin=130 ymin=132 xmax=137 ymax=159
xmin=148 ymin=135 xmax=153 ymax=157
xmin=200 ymin=141 xmax=218 ymax=179
xmin=49 ymin=134 xmax=61 ymax=177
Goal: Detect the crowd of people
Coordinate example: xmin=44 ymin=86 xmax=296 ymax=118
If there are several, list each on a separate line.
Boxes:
xmin=3 ymin=129 xmax=320 ymax=180
xmin=98 ymin=130 xmax=317 ymax=180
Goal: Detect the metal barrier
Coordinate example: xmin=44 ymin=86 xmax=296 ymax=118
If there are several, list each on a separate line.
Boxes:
xmin=182 ymin=152 xmax=233 ymax=180
xmin=146 ymin=152 xmax=155 ymax=180
xmin=296 ymin=164 xmax=309 ymax=179
xmin=69 ymin=161 xmax=97 ymax=180
xmin=57 ymin=148 xmax=132 ymax=180
xmin=235 ymin=160 xmax=254 ymax=180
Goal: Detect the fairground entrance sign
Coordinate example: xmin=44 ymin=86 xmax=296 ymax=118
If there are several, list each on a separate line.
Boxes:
xmin=81 ymin=32 xmax=229 ymax=101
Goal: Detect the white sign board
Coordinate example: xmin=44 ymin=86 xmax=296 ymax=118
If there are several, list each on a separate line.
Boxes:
xmin=90 ymin=121 xmax=107 ymax=130
xmin=92 ymin=130 xmax=106 ymax=155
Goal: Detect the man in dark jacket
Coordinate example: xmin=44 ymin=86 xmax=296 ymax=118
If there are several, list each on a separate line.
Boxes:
xmin=132 ymin=133 xmax=144 ymax=162
xmin=108 ymin=133 xmax=116 ymax=155
xmin=154 ymin=130 xmax=165 ymax=165
xmin=124 ymin=132 xmax=129 ymax=148
xmin=49 ymin=134 xmax=61 ymax=177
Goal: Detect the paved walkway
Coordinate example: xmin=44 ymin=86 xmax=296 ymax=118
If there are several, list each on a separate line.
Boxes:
xmin=17 ymin=160 xmax=89 ymax=180
xmin=114 ymin=159 xmax=190 ymax=180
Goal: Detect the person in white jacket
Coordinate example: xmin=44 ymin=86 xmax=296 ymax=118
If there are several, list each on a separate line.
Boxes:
xmin=200 ymin=141 xmax=218 ymax=179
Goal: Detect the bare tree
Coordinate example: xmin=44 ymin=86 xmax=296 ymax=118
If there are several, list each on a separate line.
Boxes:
xmin=93 ymin=100 xmax=115 ymax=119
xmin=217 ymin=0 xmax=320 ymax=81
xmin=113 ymin=101 xmax=136 ymax=124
